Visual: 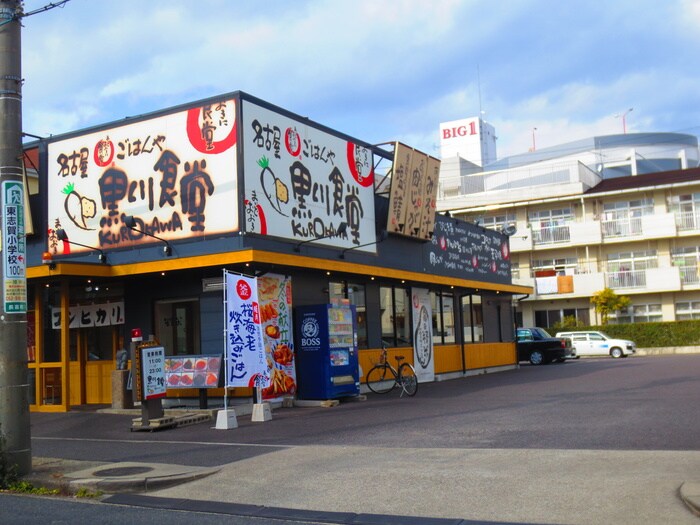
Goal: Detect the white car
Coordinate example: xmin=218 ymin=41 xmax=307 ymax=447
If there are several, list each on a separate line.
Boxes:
xmin=555 ymin=331 xmax=636 ymax=358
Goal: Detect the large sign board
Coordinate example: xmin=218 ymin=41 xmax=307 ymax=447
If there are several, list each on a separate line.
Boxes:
xmin=46 ymin=98 xmax=239 ymax=255
xmin=387 ymin=143 xmax=440 ymax=241
xmin=242 ymin=100 xmax=376 ymax=252
xmin=2 ymin=180 xmax=26 ymax=313
xmin=424 ymin=218 xmax=511 ymax=283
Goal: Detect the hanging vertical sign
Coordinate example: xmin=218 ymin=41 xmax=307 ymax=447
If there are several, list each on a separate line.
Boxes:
xmin=411 ymin=287 xmax=435 ymax=383
xmin=224 ymin=271 xmax=270 ymax=388
xmin=2 ymin=180 xmax=26 ymax=313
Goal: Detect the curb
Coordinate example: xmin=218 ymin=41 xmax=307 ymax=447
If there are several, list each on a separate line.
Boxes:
xmin=680 ymin=482 xmax=700 ymax=517
xmin=24 ymin=457 xmax=220 ymax=495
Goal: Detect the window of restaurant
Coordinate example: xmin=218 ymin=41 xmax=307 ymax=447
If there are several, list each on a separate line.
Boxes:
xmin=154 ymin=298 xmax=201 ymax=355
xmin=380 ymin=285 xmax=411 ymax=347
xmin=329 ymin=280 xmax=368 ymax=348
xmin=431 ymin=291 xmax=455 ymax=344
xmin=462 ymin=294 xmax=483 ymax=343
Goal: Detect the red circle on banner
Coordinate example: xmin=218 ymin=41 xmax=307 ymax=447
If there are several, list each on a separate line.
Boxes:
xmin=236 ymin=279 xmax=252 ymax=300
xmin=346 ymin=142 xmax=374 ymax=187
xmin=186 ymin=103 xmax=237 ymax=154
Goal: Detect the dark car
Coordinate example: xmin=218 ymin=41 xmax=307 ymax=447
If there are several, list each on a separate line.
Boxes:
xmin=516 ymin=327 xmax=571 ymax=365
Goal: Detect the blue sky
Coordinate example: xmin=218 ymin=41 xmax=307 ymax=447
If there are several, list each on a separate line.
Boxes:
xmin=20 ymin=0 xmax=700 ymax=159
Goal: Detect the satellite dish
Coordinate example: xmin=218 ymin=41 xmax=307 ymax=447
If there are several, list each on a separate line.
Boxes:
xmin=502 ymin=224 xmax=517 ymax=236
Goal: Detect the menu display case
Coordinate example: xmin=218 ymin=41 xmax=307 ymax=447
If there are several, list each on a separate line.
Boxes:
xmin=164 ymin=355 xmax=223 ymax=389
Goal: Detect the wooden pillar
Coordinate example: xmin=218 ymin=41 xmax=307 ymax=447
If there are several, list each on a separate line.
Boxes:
xmin=60 ymin=280 xmax=70 ymax=411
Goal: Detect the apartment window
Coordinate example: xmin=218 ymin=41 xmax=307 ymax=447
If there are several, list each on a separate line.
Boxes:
xmin=511 ymin=262 xmax=520 ymax=280
xmin=481 ymin=213 xmax=516 ymax=232
xmin=430 ymin=291 xmax=455 ymax=345
xmin=671 ymin=246 xmax=700 ymax=285
xmin=380 ymin=286 xmax=411 ymax=347
xmin=601 ymin=198 xmax=653 ymax=237
xmin=528 ymin=208 xmax=572 ymax=245
xmin=529 ymin=208 xmax=573 ymax=224
xmin=531 ymin=257 xmax=578 ymax=277
xmin=462 ymin=294 xmax=483 ymax=343
xmin=610 ymin=303 xmax=661 ymax=324
xmin=534 ymin=308 xmax=589 ymax=329
xmin=606 ymin=250 xmax=657 ymax=289
xmin=675 ymin=301 xmax=700 ymax=320
xmin=669 ymin=193 xmax=700 ymax=231
xmin=329 ymin=281 xmax=368 ymax=348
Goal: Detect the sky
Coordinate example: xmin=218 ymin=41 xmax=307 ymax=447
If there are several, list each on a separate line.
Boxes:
xmin=19 ymin=0 xmax=700 ymax=160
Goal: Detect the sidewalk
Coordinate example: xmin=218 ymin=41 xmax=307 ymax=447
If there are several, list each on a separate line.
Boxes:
xmin=23 ymin=442 xmax=700 ymax=524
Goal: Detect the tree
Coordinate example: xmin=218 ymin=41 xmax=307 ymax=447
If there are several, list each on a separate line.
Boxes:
xmin=552 ymin=315 xmax=584 ymax=332
xmin=591 ymin=288 xmax=631 ymax=325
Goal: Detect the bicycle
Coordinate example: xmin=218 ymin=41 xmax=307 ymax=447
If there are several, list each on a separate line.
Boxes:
xmin=365 ymin=345 xmax=418 ymax=396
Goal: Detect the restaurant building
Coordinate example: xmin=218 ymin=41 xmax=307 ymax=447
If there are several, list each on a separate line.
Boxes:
xmin=23 ymin=92 xmax=530 ymax=411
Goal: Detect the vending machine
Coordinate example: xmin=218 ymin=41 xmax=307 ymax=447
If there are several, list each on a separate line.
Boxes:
xmin=294 ymin=304 xmax=360 ymax=400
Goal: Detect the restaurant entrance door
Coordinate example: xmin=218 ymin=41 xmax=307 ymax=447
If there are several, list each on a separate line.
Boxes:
xmin=69 ymin=326 xmax=117 ymax=405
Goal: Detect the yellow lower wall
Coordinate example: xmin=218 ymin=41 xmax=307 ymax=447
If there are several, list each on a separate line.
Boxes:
xmin=465 ymin=342 xmax=516 ymax=369
xmin=359 ymin=342 xmax=516 ymax=381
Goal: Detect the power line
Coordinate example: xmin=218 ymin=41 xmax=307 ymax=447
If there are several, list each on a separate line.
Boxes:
xmin=22 ymin=0 xmax=70 ymax=18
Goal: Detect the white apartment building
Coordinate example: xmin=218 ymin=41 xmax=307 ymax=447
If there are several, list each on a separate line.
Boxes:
xmin=436 ymin=124 xmax=700 ymax=328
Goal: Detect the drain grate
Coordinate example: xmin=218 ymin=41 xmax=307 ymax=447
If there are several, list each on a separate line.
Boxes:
xmin=92 ymin=466 xmax=154 ymax=477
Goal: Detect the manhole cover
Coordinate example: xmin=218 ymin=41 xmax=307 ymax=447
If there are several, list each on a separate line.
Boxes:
xmin=92 ymin=466 xmax=154 ymax=477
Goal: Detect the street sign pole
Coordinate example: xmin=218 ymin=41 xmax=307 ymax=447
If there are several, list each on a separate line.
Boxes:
xmin=0 ymin=0 xmax=30 ymax=476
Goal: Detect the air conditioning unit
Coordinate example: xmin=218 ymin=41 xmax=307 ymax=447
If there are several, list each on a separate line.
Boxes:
xmin=202 ymin=277 xmax=224 ymax=293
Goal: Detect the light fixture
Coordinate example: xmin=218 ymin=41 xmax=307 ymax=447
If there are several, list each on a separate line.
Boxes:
xmin=55 ymin=229 xmax=107 ymax=264
xmin=339 ymin=230 xmax=388 ymax=259
xmin=500 ymin=224 xmax=517 ymax=236
xmin=294 ymin=223 xmax=348 ymax=252
xmin=123 ymin=215 xmax=172 ymax=256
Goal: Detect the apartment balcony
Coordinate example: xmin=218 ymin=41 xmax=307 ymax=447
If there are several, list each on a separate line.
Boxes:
xmin=678 ymin=265 xmax=700 ymax=288
xmin=604 ymin=266 xmax=681 ymax=292
xmin=526 ymin=266 xmax=682 ymax=299
xmin=601 ymin=213 xmax=676 ymax=243
xmin=675 ymin=211 xmax=700 ymax=234
xmin=529 ymin=271 xmax=605 ymax=298
xmin=529 ymin=220 xmax=602 ymax=251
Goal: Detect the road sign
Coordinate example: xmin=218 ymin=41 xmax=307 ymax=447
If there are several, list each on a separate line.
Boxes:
xmin=2 ymin=180 xmax=26 ymax=313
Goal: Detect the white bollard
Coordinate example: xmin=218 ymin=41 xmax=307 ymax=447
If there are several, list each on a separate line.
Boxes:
xmin=214 ymin=408 xmax=238 ymax=429
xmin=251 ymin=402 xmax=272 ymax=422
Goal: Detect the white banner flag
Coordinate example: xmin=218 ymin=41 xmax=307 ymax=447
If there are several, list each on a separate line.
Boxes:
xmin=225 ymin=272 xmax=270 ymax=388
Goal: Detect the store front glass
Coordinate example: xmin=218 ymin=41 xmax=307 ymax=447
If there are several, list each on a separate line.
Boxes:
xmin=155 ymin=298 xmax=201 ymax=355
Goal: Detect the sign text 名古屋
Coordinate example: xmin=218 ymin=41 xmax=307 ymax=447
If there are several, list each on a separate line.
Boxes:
xmin=46 ymin=99 xmax=239 ymax=255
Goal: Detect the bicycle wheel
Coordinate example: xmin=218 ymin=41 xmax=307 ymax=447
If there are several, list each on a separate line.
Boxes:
xmin=398 ymin=363 xmax=418 ymax=396
xmin=366 ymin=365 xmax=395 ymax=394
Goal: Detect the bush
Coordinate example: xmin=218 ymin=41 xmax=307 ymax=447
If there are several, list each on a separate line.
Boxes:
xmin=557 ymin=320 xmax=700 ymax=348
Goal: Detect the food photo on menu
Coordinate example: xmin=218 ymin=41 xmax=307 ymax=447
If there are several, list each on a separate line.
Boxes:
xmin=164 ymin=355 xmax=222 ymax=388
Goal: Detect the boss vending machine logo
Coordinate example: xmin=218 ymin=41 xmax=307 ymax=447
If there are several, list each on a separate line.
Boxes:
xmin=301 ymin=316 xmax=321 ymax=348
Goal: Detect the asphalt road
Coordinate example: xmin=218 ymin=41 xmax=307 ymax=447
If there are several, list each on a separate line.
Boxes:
xmin=30 ymin=355 xmax=700 ymax=460
xmin=22 ymin=355 xmax=700 ymax=524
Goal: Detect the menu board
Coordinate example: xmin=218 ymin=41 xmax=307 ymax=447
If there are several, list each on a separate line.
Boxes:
xmin=165 ymin=355 xmax=223 ymax=389
xmin=424 ymin=218 xmax=511 ymax=283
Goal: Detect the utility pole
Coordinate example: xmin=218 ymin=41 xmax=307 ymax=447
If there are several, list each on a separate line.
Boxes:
xmin=0 ymin=0 xmax=30 ymax=476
